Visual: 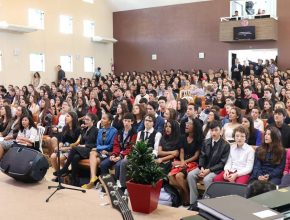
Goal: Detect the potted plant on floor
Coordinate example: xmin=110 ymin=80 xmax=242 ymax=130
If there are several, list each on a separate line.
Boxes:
xmin=126 ymin=141 xmax=164 ymax=214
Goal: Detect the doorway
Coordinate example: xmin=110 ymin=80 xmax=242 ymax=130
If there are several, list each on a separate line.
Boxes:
xmin=228 ymin=48 xmax=278 ymax=78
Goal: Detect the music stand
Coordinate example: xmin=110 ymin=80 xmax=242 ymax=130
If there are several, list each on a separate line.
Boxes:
xmin=46 ymin=144 xmax=86 ymax=202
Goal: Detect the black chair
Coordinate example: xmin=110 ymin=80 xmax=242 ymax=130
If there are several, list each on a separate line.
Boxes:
xmin=202 ymin=182 xmax=247 ymax=199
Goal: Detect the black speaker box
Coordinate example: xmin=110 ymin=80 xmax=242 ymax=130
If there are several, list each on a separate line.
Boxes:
xmin=0 ymin=146 xmax=49 ymax=182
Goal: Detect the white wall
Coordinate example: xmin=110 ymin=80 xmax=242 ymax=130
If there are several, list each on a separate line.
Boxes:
xmin=0 ymin=0 xmax=113 ymax=87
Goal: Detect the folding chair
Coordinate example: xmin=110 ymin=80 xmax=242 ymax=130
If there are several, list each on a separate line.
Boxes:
xmin=202 ymin=182 xmax=247 ymax=199
xmin=37 ymin=126 xmax=46 ymax=153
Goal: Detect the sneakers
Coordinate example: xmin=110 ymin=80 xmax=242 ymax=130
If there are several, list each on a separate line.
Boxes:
xmin=81 ymin=176 xmax=98 ymax=189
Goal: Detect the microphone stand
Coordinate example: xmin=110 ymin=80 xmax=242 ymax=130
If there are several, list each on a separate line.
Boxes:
xmin=46 ymin=143 xmax=86 ymax=202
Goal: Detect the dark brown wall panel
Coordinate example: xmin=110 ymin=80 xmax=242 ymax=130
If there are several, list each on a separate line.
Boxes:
xmin=113 ymin=0 xmax=290 ymax=73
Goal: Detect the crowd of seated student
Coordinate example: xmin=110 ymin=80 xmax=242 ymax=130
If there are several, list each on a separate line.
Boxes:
xmin=0 ymin=61 xmax=289 ymax=211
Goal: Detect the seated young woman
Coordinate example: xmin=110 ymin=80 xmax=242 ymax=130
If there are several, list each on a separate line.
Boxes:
xmin=54 ymin=113 xmax=98 ymax=186
xmin=38 ymin=98 xmax=53 ymax=133
xmin=132 ymin=103 xmax=146 ymax=132
xmin=169 ymin=119 xmax=201 ymax=206
xmin=250 ymin=126 xmax=286 ymax=185
xmin=202 ymin=109 xmax=220 ymax=139
xmin=38 ymin=98 xmax=53 ymax=154
xmin=241 ymin=115 xmax=262 ymax=149
xmin=15 ymin=115 xmax=38 ymax=150
xmin=222 ymin=107 xmax=242 ymax=143
xmin=214 ymin=125 xmax=255 ymax=184
xmin=50 ymin=111 xmax=81 ymax=180
xmin=82 ymin=113 xmax=117 ymax=189
xmin=156 ymin=120 xmax=180 ymax=174
xmin=0 ymin=106 xmax=28 ymax=160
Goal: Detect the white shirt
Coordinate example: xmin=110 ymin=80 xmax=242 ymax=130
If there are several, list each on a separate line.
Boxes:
xmin=222 ymin=123 xmax=236 ymax=142
xmin=224 ymin=143 xmax=255 ymax=176
xmin=134 ymin=94 xmax=149 ymax=105
xmin=253 ymin=118 xmax=264 ymax=132
xmin=58 ymin=114 xmax=66 ymax=131
xmin=136 ymin=127 xmax=162 ymax=157
xmin=17 ymin=127 xmax=38 ymax=143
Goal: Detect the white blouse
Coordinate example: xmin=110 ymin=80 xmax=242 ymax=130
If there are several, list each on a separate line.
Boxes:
xmin=17 ymin=127 xmax=38 ymax=143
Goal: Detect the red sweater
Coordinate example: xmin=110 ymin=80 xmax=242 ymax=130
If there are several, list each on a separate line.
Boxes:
xmin=111 ymin=131 xmax=137 ymax=157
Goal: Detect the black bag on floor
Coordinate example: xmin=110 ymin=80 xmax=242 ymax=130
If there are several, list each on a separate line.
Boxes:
xmin=0 ymin=145 xmax=49 ymax=182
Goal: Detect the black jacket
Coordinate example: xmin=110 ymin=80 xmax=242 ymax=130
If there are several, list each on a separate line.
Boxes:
xmin=199 ymin=138 xmax=230 ymax=174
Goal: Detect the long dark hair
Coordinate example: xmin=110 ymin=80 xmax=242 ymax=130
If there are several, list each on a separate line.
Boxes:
xmin=257 ymin=126 xmax=284 ymax=165
xmin=245 ymin=98 xmax=259 ymax=115
xmin=2 ymin=105 xmax=12 ymax=121
xmin=178 ymin=98 xmax=188 ymax=114
xmin=242 ymin=115 xmax=255 ymax=137
xmin=77 ymin=96 xmax=88 ymax=109
xmin=162 ymin=120 xmax=180 ymax=146
xmin=19 ymin=115 xmax=36 ymax=131
xmin=203 ymin=110 xmax=220 ymax=137
xmin=133 ymin=104 xmax=146 ymax=120
xmin=90 ymin=98 xmax=101 ymax=112
xmin=192 ymin=119 xmax=205 ymax=147
xmin=231 ymin=107 xmax=242 ymax=123
xmin=63 ymin=111 xmax=79 ymax=137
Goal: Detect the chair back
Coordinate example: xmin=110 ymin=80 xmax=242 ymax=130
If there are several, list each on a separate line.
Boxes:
xmin=203 ymin=182 xmax=247 ymax=199
xmin=37 ymin=126 xmax=46 ymax=153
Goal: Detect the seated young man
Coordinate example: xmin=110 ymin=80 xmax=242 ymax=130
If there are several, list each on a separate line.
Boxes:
xmin=136 ymin=113 xmax=162 ymax=157
xmin=214 ymin=125 xmax=255 ymax=184
xmin=82 ymin=113 xmax=117 ymax=189
xmin=99 ymin=113 xmax=137 ymax=185
xmin=187 ymin=120 xmax=230 ymax=211
xmin=138 ymin=101 xmax=165 ymax=133
xmin=116 ymin=113 xmax=162 ymax=191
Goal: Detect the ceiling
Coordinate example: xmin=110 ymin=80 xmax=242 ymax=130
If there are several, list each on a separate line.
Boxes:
xmin=106 ymin=0 xmax=211 ymax=12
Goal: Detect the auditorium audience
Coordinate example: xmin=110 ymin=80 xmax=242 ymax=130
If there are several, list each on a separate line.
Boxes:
xmin=1 ymin=59 xmax=290 ymax=209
